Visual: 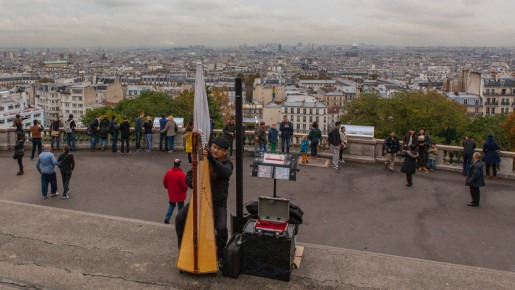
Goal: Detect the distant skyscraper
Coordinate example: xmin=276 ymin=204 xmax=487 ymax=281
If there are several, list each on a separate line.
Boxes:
xmin=278 ymin=44 xmax=282 ymax=52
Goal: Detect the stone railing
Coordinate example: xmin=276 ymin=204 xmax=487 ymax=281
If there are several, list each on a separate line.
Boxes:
xmin=2 ymin=127 xmax=514 ymax=179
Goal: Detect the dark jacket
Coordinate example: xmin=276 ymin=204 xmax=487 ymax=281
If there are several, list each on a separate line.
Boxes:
xmin=50 ymin=120 xmax=60 ymax=132
xmin=400 ymin=149 xmax=419 ymax=174
xmin=57 ymin=152 xmax=75 ymax=172
xmin=109 ymin=120 xmax=120 ymax=135
xmin=402 ymin=133 xmax=419 ymax=149
xmin=482 ymin=140 xmax=500 ymax=164
xmin=14 ymin=139 xmax=25 ymax=154
xmin=463 ymin=139 xmax=476 ymax=156
xmin=466 ymin=160 xmax=485 ymax=187
xmin=268 ymin=127 xmax=279 ymax=143
xmin=186 ymin=151 xmax=233 ymax=208
xmin=223 ymin=122 xmax=236 ymax=141
xmin=119 ymin=121 xmax=131 ymax=138
xmin=99 ymin=119 xmax=110 ymax=139
xmin=90 ymin=118 xmax=99 ymax=136
xmin=159 ymin=117 xmax=167 ymax=131
xmin=279 ymin=120 xmax=294 ymax=139
xmin=144 ymin=120 xmax=153 ymax=134
xmin=418 ymin=133 xmax=431 ymax=149
xmin=308 ymin=127 xmax=322 ymax=142
xmin=328 ymin=127 xmax=341 ymax=146
xmin=257 ymin=126 xmax=267 ymax=143
xmin=384 ymin=136 xmax=401 ymax=153
xmin=135 ymin=117 xmax=143 ymax=132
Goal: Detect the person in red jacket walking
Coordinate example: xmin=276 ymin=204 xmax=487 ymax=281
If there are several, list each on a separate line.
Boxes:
xmin=163 ymin=159 xmax=188 ymax=224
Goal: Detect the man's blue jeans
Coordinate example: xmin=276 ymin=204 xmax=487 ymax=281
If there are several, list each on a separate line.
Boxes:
xmin=168 ymin=136 xmax=175 ymax=150
xmin=41 ymin=172 xmax=57 ymax=197
xmin=90 ymin=135 xmax=98 ymax=148
xmin=165 ymin=201 xmax=184 ymax=219
xmin=31 ymin=138 xmax=42 ymax=159
xmin=281 ymin=137 xmax=290 ymax=153
xmin=259 ymin=143 xmax=267 ymax=151
xmin=111 ymin=133 xmax=118 ymax=152
xmin=66 ymin=132 xmax=76 ymax=151
xmin=135 ymin=132 xmax=142 ymax=150
xmin=100 ymin=138 xmax=107 ymax=147
xmin=145 ymin=134 xmax=152 ymax=150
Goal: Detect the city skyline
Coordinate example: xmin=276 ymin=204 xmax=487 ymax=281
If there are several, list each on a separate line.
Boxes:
xmin=1 ymin=0 xmax=515 ymax=48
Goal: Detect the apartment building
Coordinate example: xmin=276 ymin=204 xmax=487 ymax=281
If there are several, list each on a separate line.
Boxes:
xmin=483 ymin=76 xmax=515 ymax=115
xmin=0 ymin=91 xmax=44 ymax=128
xmin=281 ymin=101 xmax=328 ymax=135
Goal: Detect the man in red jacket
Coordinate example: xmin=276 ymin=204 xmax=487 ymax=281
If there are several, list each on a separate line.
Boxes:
xmin=163 ymin=159 xmax=188 ymax=224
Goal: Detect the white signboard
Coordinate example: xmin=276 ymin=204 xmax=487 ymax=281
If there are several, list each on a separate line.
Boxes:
xmin=263 ymin=153 xmax=287 ymax=165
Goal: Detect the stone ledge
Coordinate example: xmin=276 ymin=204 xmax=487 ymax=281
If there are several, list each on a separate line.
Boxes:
xmin=1 ymin=200 xmax=514 ymax=290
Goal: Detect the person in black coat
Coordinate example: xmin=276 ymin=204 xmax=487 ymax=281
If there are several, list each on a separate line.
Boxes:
xmin=109 ymin=116 xmax=120 ymax=153
xmin=482 ymin=133 xmax=501 ymax=179
xmin=57 ymin=145 xmax=75 ymax=199
xmin=89 ymin=115 xmax=100 ymax=151
xmin=384 ymin=131 xmax=400 ymax=171
xmin=462 ymin=135 xmax=476 ymax=176
xmin=401 ymin=144 xmax=419 ymax=187
xmin=279 ymin=115 xmax=294 ymax=153
xmin=98 ymin=116 xmax=110 ymax=151
xmin=14 ymin=132 xmax=25 ymax=176
xmin=50 ymin=117 xmax=60 ymax=151
xmin=465 ymin=152 xmax=485 ymax=207
xmin=119 ymin=117 xmax=131 ymax=154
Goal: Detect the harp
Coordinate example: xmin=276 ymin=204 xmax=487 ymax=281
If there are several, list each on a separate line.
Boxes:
xmin=176 ymin=131 xmax=218 ymax=274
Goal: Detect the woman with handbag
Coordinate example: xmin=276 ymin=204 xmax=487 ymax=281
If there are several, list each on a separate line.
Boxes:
xmin=50 ymin=117 xmax=61 ymax=151
xmin=14 ymin=132 xmax=25 ymax=176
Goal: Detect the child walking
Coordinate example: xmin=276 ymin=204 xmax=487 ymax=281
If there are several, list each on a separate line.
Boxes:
xmin=428 ymin=142 xmax=438 ymax=172
xmin=300 ymin=135 xmax=309 ymax=164
xmin=401 ymin=144 xmax=419 ymax=187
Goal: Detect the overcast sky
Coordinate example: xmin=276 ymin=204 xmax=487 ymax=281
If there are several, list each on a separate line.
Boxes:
xmin=1 ymin=0 xmax=514 ymax=47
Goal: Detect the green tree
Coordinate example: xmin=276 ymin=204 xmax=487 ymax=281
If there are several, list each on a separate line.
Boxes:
xmin=465 ymin=114 xmax=509 ymax=151
xmin=502 ymin=112 xmax=515 ymax=151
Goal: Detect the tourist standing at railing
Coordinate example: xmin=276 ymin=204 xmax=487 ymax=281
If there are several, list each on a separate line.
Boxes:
xmin=279 ymin=115 xmax=294 ymax=153
xmin=416 ymin=128 xmax=431 ymax=173
xmin=13 ymin=114 xmax=25 ymax=133
xmin=462 ymin=135 xmax=476 ymax=176
xmin=328 ymin=121 xmax=341 ymax=169
xmin=144 ymin=116 xmax=153 ymax=152
xmin=64 ymin=114 xmax=76 ymax=151
xmin=30 ymin=120 xmax=43 ymax=160
xmin=135 ymin=112 xmax=144 ymax=152
xmin=268 ymin=123 xmax=279 ymax=153
xmin=339 ymin=126 xmax=348 ymax=164
xmin=109 ymin=116 xmax=120 ymax=153
xmin=402 ymin=128 xmax=419 ymax=151
xmin=36 ymin=144 xmax=61 ymax=199
xmin=159 ymin=113 xmax=169 ymax=152
xmin=384 ymin=131 xmax=400 ymax=171
xmin=428 ymin=142 xmax=438 ymax=172
xmin=308 ymin=121 xmax=321 ymax=158
xmin=119 ymin=117 xmax=131 ymax=154
xmin=89 ymin=115 xmax=100 ymax=151
xmin=401 ymin=144 xmax=419 ymax=187
xmin=300 ymin=135 xmax=309 ymax=164
xmin=483 ymin=133 xmax=500 ymax=180
xmin=465 ymin=152 xmax=485 ymax=207
xmin=184 ymin=118 xmax=193 ymax=165
xmin=161 ymin=116 xmax=178 ymax=154
xmin=223 ymin=117 xmax=236 ymax=159
xmin=14 ymin=132 xmax=25 ymax=176
xmin=257 ymin=121 xmax=267 ymax=152
xmin=99 ymin=115 xmax=110 ymax=151
xmin=57 ymin=145 xmax=75 ymax=199
xmin=50 ymin=117 xmax=61 ymax=151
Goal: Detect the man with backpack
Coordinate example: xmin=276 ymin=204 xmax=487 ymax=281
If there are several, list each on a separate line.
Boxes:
xmin=328 ymin=121 xmax=342 ymax=169
xmin=89 ymin=115 xmax=100 ymax=151
xmin=64 ymin=114 xmax=76 ymax=151
xmin=109 ymin=116 xmax=120 ymax=153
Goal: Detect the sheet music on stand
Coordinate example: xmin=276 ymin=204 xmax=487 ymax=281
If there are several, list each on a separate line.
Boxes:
xmin=251 ymin=151 xmax=298 ymax=181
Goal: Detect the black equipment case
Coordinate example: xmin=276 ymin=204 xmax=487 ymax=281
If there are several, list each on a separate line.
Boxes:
xmin=222 ymin=233 xmax=243 ymax=278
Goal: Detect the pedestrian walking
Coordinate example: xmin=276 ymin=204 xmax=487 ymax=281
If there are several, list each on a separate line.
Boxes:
xmin=300 ymin=135 xmax=309 ymax=164
xmin=64 ymin=114 xmax=76 ymax=151
xmin=482 ymin=133 xmax=500 ymax=180
xmin=339 ymin=126 xmax=348 ymax=164
xmin=465 ymin=152 xmax=485 ymax=207
xmin=462 ymin=135 xmax=476 ymax=176
xmin=307 ymin=121 xmax=321 ymax=157
xmin=89 ymin=115 xmax=100 ymax=151
xmin=29 ymin=120 xmax=43 ymax=160
xmin=99 ymin=115 xmax=110 ymax=151
xmin=417 ymin=128 xmax=430 ymax=172
xmin=184 ymin=118 xmax=193 ymax=165
xmin=135 ymin=112 xmax=144 ymax=152
xmin=159 ymin=113 xmax=169 ymax=151
xmin=163 ymin=159 xmax=188 ymax=224
xmin=50 ymin=117 xmax=61 ymax=151
xmin=268 ymin=123 xmax=279 ymax=153
xmin=279 ymin=115 xmax=294 ymax=153
xmin=57 ymin=145 xmax=75 ymax=199
xmin=109 ymin=116 xmax=120 ymax=152
xmin=144 ymin=116 xmax=153 ymax=151
xmin=257 ymin=121 xmax=267 ymax=151
xmin=328 ymin=121 xmax=341 ymax=169
xmin=223 ymin=117 xmax=236 ymax=158
xmin=401 ymin=144 xmax=419 ymax=187
xmin=119 ymin=116 xmax=131 ymax=154
xmin=161 ymin=116 xmax=178 ymax=153
xmin=384 ymin=131 xmax=400 ymax=171
xmin=36 ymin=144 xmax=61 ymax=199
xmin=14 ymin=132 xmax=25 ymax=176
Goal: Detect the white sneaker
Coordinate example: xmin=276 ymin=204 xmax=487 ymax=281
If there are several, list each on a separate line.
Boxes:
xmin=50 ymin=192 xmax=60 ymax=197
xmin=332 ymin=164 xmax=340 ymax=169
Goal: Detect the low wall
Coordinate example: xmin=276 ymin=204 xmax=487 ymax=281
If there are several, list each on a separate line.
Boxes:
xmin=2 ymin=127 xmax=514 ymax=179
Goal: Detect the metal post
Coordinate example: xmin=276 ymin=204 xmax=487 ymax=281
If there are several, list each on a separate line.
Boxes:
xmin=235 ymin=78 xmax=244 ymax=229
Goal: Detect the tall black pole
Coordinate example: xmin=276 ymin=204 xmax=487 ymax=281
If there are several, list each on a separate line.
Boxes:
xmin=235 ymin=78 xmax=244 ymax=226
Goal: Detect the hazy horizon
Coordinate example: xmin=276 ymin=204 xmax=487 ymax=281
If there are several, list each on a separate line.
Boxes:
xmin=1 ymin=0 xmax=515 ymax=48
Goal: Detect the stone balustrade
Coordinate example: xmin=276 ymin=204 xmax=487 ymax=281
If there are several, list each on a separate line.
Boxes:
xmin=2 ymin=127 xmax=514 ymax=179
